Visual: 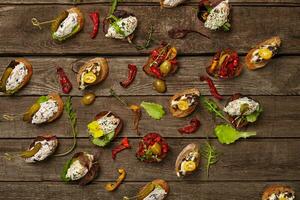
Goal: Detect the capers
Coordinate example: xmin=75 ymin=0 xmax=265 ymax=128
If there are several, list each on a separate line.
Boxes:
xmin=159 ymin=60 xmax=172 ymax=76
xmin=153 ymin=79 xmax=166 ymax=93
xmin=81 ymin=92 xmax=96 ymax=105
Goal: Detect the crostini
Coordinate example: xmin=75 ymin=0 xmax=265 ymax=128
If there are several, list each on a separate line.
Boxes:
xmin=134 ymin=179 xmax=169 ymax=200
xmin=136 ymin=133 xmax=169 ymax=163
xmin=22 ymin=135 xmax=58 ymax=163
xmin=160 ymin=0 xmax=187 ymax=8
xmin=87 ymin=111 xmax=123 ymax=147
xmin=77 ymin=58 xmax=109 ymax=90
xmin=223 ymin=93 xmax=262 ymax=128
xmin=262 ymin=185 xmax=295 ymax=200
xmin=0 ymin=58 xmax=32 ymax=95
xmin=23 ymin=93 xmax=64 ymax=124
xmin=246 ymin=36 xmax=281 ymax=70
xmin=51 ymin=7 xmax=84 ymax=42
xmin=61 ymin=152 xmax=100 ymax=186
xmin=175 ymin=143 xmax=200 ymax=177
xmin=169 ymin=88 xmax=200 ymax=118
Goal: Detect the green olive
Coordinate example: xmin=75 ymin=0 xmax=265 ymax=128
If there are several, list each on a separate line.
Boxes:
xmin=81 ymin=93 xmax=96 ymax=105
xmin=153 ymin=79 xmax=166 ymax=93
xmin=159 ymin=60 xmax=172 ymax=76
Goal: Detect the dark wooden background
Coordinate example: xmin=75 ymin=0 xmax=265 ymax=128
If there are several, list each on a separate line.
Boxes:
xmin=0 ymin=0 xmax=299 ymax=199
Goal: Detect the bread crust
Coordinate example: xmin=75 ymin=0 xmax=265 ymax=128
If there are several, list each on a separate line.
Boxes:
xmin=77 ymin=58 xmax=109 ymax=90
xmin=246 ymin=36 xmax=281 ymax=70
xmin=175 ymin=143 xmax=200 ymax=176
xmin=47 ymin=93 xmax=64 ymax=123
xmin=262 ymin=185 xmax=295 ymax=200
xmin=94 ymin=111 xmax=123 ymax=139
xmin=169 ymin=88 xmax=200 ymax=118
xmin=137 ymin=179 xmax=169 ymax=200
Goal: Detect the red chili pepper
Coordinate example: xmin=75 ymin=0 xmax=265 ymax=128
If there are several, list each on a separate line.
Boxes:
xmin=120 ymin=64 xmax=137 ymax=88
xmin=150 ymin=66 xmax=162 ymax=79
xmin=112 ymin=137 xmax=131 ymax=160
xmin=89 ymin=12 xmax=99 ymax=39
xmin=56 ymin=67 xmax=72 ymax=94
xmin=200 ymin=75 xmax=223 ymax=100
xmin=178 ymin=118 xmax=201 ymax=134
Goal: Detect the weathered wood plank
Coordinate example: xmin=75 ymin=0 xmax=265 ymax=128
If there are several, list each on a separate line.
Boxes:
xmin=0 ymin=5 xmax=298 ymax=55
xmin=0 ymin=56 xmax=299 ymax=96
xmin=1 ymin=138 xmax=300 ymax=181
xmin=1 ymin=96 xmax=300 ymax=138
xmin=1 ymin=181 xmax=299 ymax=200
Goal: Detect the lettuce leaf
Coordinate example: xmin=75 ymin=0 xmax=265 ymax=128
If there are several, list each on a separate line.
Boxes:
xmin=246 ymin=106 xmax=263 ymax=123
xmin=36 ymin=96 xmax=49 ymax=104
xmin=92 ymin=131 xmax=115 ymax=147
xmin=140 ymin=101 xmax=165 ymax=120
xmin=61 ymin=158 xmax=73 ymax=182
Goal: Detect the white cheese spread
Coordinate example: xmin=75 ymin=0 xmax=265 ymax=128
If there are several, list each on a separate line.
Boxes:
xmin=204 ymin=0 xmax=230 ymax=30
xmin=105 ymin=16 xmax=138 ymax=39
xmin=268 ymin=192 xmax=295 ymax=200
xmin=6 ymin=62 xmax=28 ymax=91
xmin=144 ymin=186 xmax=167 ymax=200
xmin=54 ymin=12 xmax=78 ymax=38
xmin=223 ymin=97 xmax=259 ymax=116
xmin=163 ymin=0 xmax=186 ymax=7
xmin=66 ymin=160 xmax=88 ymax=180
xmin=25 ymin=139 xmax=57 ymax=163
xmin=31 ymin=99 xmax=59 ymax=124
xmin=97 ymin=112 xmax=120 ymax=134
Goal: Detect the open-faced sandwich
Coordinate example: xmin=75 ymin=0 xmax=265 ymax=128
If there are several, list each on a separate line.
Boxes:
xmin=61 ymin=152 xmax=100 ymax=186
xmin=130 ymin=179 xmax=169 ymax=200
xmin=206 ymin=49 xmax=241 ymax=79
xmin=198 ymin=0 xmax=231 ymax=31
xmin=136 ymin=133 xmax=169 ymax=163
xmin=51 ymin=7 xmax=84 ymax=42
xmin=223 ymin=93 xmax=262 ymax=128
xmin=23 ymin=93 xmax=64 ymax=124
xmin=175 ymin=143 xmax=200 ymax=177
xmin=262 ymin=185 xmax=295 ymax=200
xmin=169 ymin=88 xmax=200 ymax=118
xmin=87 ymin=111 xmax=123 ymax=147
xmin=22 ymin=135 xmax=58 ymax=163
xmin=77 ymin=58 xmax=109 ymax=90
xmin=104 ymin=10 xmax=138 ymax=41
xmin=246 ymin=36 xmax=281 ymax=70
xmin=160 ymin=0 xmax=187 ymax=8
xmin=0 ymin=58 xmax=32 ymax=95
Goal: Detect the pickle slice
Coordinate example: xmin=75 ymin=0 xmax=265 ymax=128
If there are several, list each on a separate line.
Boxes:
xmin=23 ymin=103 xmax=41 ymax=122
xmin=137 ymin=182 xmax=155 ymax=200
xmin=51 ymin=10 xmax=68 ymax=34
xmin=0 ymin=67 xmax=13 ymax=92
xmin=20 ymin=142 xmax=42 ymax=158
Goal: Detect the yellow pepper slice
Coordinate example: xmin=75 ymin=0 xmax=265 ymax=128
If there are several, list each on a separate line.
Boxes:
xmin=183 ymin=161 xmax=196 ymax=172
xmin=258 ymin=48 xmax=272 ymax=60
xmin=150 ymin=142 xmax=161 ymax=155
xmin=83 ymin=72 xmax=97 ymax=84
xmin=87 ymin=121 xmax=104 ymax=138
xmin=105 ymin=168 xmax=126 ymax=192
xmin=177 ymin=100 xmax=189 ymax=111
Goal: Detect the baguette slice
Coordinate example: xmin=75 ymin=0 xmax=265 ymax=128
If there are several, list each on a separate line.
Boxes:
xmin=262 ymin=185 xmax=295 ymax=200
xmin=47 ymin=93 xmax=64 ymax=123
xmin=77 ymin=58 xmax=109 ymax=90
xmin=246 ymin=36 xmax=281 ymax=70
xmin=169 ymin=88 xmax=200 ymax=118
xmin=137 ymin=179 xmax=169 ymax=200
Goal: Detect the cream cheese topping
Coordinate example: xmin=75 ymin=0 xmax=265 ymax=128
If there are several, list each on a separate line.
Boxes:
xmin=105 ymin=16 xmax=138 ymax=39
xmin=25 ymin=139 xmax=57 ymax=163
xmin=143 ymin=186 xmax=167 ymax=200
xmin=66 ymin=153 xmax=93 ymax=181
xmin=31 ymin=100 xmax=59 ymax=124
xmin=223 ymin=97 xmax=259 ymax=116
xmin=54 ymin=12 xmax=78 ymax=38
xmin=204 ymin=0 xmax=230 ymax=30
xmin=162 ymin=0 xmax=186 ymax=7
xmin=6 ymin=62 xmax=28 ymax=91
xmin=268 ymin=192 xmax=295 ymax=200
xmin=97 ymin=112 xmax=120 ymax=134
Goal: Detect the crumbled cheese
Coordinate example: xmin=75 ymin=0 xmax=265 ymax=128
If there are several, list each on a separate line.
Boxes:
xmin=163 ymin=0 xmax=186 ymax=7
xmin=269 ymin=192 xmax=295 ymax=200
xmin=25 ymin=139 xmax=57 ymax=163
xmin=204 ymin=0 xmax=230 ymax=30
xmin=97 ymin=112 xmax=120 ymax=134
xmin=31 ymin=100 xmax=58 ymax=124
xmin=54 ymin=12 xmax=78 ymax=38
xmin=66 ymin=160 xmax=88 ymax=180
xmin=144 ymin=186 xmax=167 ymax=200
xmin=105 ymin=16 xmax=138 ymax=39
xmin=223 ymin=97 xmax=259 ymax=116
xmin=6 ymin=62 xmax=28 ymax=91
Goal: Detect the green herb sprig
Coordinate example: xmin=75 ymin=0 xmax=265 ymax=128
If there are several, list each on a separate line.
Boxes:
xmin=202 ymin=141 xmax=220 ymax=178
xmin=132 ymin=25 xmax=155 ymax=50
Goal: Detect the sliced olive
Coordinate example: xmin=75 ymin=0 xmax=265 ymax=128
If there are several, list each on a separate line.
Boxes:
xmin=20 ymin=142 xmax=42 ymax=158
xmin=51 ymin=10 xmax=68 ymax=33
xmin=153 ymin=79 xmax=166 ymax=93
xmin=0 ymin=67 xmax=13 ymax=92
xmin=159 ymin=60 xmax=172 ymax=76
xmin=81 ymin=93 xmax=96 ymax=105
xmin=23 ymin=103 xmax=41 ymax=122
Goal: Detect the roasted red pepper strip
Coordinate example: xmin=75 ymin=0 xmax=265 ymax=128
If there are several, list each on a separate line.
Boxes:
xmin=112 ymin=137 xmax=131 ymax=160
xmin=89 ymin=12 xmax=99 ymax=39
xmin=178 ymin=118 xmax=201 ymax=134
xmin=57 ymin=67 xmax=72 ymax=94
xmin=120 ymin=64 xmax=137 ymax=88
xmin=150 ymin=66 xmax=162 ymax=79
xmin=200 ymin=75 xmax=223 ymax=100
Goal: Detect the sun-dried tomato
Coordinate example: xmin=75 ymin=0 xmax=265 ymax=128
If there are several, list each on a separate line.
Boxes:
xmin=178 ymin=118 xmax=201 ymax=134
xmin=120 ymin=64 xmax=137 ymax=88
xmin=200 ymin=75 xmax=223 ymax=100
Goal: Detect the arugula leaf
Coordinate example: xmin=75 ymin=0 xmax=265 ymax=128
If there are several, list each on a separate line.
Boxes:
xmin=36 ymin=96 xmax=49 ymax=104
xmin=202 ymin=141 xmax=220 ymax=178
xmin=246 ymin=107 xmax=263 ymax=123
xmin=200 ymin=96 xmax=230 ymax=123
xmin=61 ymin=158 xmax=73 ymax=182
xmin=108 ymin=0 xmax=123 ymax=17
xmin=214 ymin=124 xmax=256 ymax=144
xmin=140 ymin=101 xmax=165 ymax=120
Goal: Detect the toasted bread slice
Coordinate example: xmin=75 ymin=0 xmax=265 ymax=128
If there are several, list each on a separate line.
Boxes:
xmin=175 ymin=143 xmax=200 ymax=177
xmin=94 ymin=111 xmax=123 ymax=139
xmin=262 ymin=185 xmax=295 ymax=200
xmin=137 ymin=179 xmax=169 ymax=200
xmin=169 ymin=88 xmax=200 ymax=118
xmin=77 ymin=58 xmax=109 ymax=90
xmin=246 ymin=36 xmax=281 ymax=70
xmin=46 ymin=93 xmax=64 ymax=123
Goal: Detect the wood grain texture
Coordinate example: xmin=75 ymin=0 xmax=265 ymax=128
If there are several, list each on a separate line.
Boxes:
xmin=1 ymin=181 xmax=299 ymax=200
xmin=0 ymin=5 xmax=298 ymax=55
xmin=1 ymin=96 xmax=300 ymax=138
xmin=0 ymin=56 xmax=299 ymax=96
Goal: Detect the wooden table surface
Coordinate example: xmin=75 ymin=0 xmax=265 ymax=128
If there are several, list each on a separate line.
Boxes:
xmin=0 ymin=0 xmax=300 ymax=199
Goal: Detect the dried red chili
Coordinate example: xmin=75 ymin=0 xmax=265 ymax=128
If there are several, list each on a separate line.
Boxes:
xmin=200 ymin=75 xmax=223 ymax=100
xmin=178 ymin=118 xmax=201 ymax=134
xmin=150 ymin=66 xmax=163 ymax=79
xmin=89 ymin=12 xmax=99 ymax=39
xmin=120 ymin=64 xmax=137 ymax=88
xmin=112 ymin=137 xmax=131 ymax=160
xmin=57 ymin=67 xmax=72 ymax=94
